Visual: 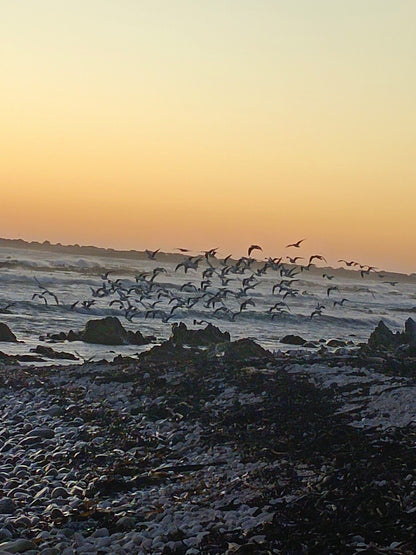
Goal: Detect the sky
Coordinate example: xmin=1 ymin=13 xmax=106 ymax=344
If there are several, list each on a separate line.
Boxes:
xmin=1 ymin=1 xmax=416 ymax=273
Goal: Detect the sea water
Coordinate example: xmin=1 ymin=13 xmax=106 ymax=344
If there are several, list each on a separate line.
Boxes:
xmin=0 ymin=245 xmax=415 ymax=364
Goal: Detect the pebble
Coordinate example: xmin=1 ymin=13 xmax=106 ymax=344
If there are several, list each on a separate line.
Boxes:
xmin=50 ymin=487 xmax=69 ymax=499
xmin=0 ymin=539 xmax=36 ymax=553
xmin=30 ymin=427 xmax=54 ymax=439
xmin=0 ymin=499 xmax=15 ymax=515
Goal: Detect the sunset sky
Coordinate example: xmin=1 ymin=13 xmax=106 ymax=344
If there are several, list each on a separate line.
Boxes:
xmin=2 ymin=1 xmax=415 ymax=272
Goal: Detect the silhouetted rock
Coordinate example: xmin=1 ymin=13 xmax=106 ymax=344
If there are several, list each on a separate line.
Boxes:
xmin=0 ymin=323 xmax=17 ymax=342
xmin=30 ymin=345 xmax=78 ymax=360
xmin=81 ymin=317 xmax=148 ymax=346
xmin=368 ymin=321 xmax=397 ymax=350
xmin=67 ymin=330 xmax=80 ymax=342
xmin=170 ymin=322 xmax=230 ymax=346
xmin=42 ymin=318 xmax=151 ymax=346
xmin=326 ymin=339 xmax=347 ymax=348
xmin=139 ymin=341 xmax=199 ymax=362
xmin=208 ymin=338 xmax=273 ymax=361
xmin=402 ymin=318 xmax=416 ymax=347
xmin=47 ymin=332 xmax=67 ymax=341
xmin=303 ymin=341 xmax=319 ymax=348
xmin=280 ymin=334 xmax=306 ymax=346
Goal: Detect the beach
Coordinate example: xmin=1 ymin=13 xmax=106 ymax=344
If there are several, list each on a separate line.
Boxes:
xmin=1 ymin=335 xmax=416 ymax=554
xmin=1 ymin=242 xmax=416 ymax=552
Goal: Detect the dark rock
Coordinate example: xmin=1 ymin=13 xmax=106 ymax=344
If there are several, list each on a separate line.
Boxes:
xmin=0 ymin=323 xmax=17 ymax=343
xmin=368 ymin=321 xmax=397 ymax=350
xmin=402 ymin=318 xmax=416 ymax=347
xmin=30 ymin=427 xmax=54 ymax=439
xmin=326 ymin=339 xmax=347 ymax=348
xmin=0 ymin=351 xmax=16 ymax=362
xmin=80 ymin=317 xmax=149 ymax=346
xmin=139 ymin=341 xmax=199 ymax=362
xmin=170 ymin=322 xmax=230 ymax=346
xmin=82 ymin=317 xmax=129 ymax=345
xmin=15 ymin=355 xmax=45 ymax=362
xmin=30 ymin=345 xmax=78 ymax=360
xmin=208 ymin=338 xmax=273 ymax=361
xmin=0 ymin=538 xmax=36 ymax=552
xmin=0 ymin=498 xmax=16 ymax=514
xmin=46 ymin=332 xmax=67 ymax=341
xmin=128 ymin=330 xmax=150 ymax=346
xmin=115 ymin=516 xmax=135 ymax=530
xmin=280 ymin=334 xmax=306 ymax=346
xmin=67 ymin=330 xmax=80 ymax=342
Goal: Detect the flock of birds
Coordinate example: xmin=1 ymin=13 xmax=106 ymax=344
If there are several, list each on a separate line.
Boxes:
xmin=2 ymin=239 xmax=402 ymax=330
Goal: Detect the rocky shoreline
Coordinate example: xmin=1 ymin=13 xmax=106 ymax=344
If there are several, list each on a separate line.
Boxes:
xmin=0 ymin=327 xmax=416 ymax=554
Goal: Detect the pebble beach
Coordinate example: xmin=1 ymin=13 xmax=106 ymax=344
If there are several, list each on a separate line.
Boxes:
xmin=1 ymin=337 xmax=416 ymax=554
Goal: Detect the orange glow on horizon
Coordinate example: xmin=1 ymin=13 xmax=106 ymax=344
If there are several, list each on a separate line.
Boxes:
xmin=2 ymin=1 xmax=416 ymax=273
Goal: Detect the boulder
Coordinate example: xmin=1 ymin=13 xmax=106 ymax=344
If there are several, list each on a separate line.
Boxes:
xmin=280 ymin=334 xmax=306 ymax=346
xmin=80 ymin=317 xmax=149 ymax=346
xmin=47 ymin=332 xmax=67 ymax=341
xmin=67 ymin=330 xmax=81 ymax=342
xmin=402 ymin=317 xmax=416 ymax=347
xmin=303 ymin=341 xmax=319 ymax=348
xmin=139 ymin=341 xmax=199 ymax=362
xmin=326 ymin=339 xmax=347 ymax=348
xmin=170 ymin=322 xmax=230 ymax=346
xmin=368 ymin=321 xmax=397 ymax=350
xmin=208 ymin=338 xmax=273 ymax=361
xmin=0 ymin=323 xmax=17 ymax=343
xmin=81 ymin=317 xmax=130 ymax=345
xmin=30 ymin=345 xmax=78 ymax=360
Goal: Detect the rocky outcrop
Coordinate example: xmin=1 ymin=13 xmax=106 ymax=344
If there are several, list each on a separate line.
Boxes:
xmin=402 ymin=318 xmax=416 ymax=347
xmin=30 ymin=345 xmax=78 ymax=360
xmin=368 ymin=321 xmax=397 ymax=350
xmin=43 ymin=317 xmax=151 ymax=346
xmin=170 ymin=322 xmax=230 ymax=346
xmin=81 ymin=317 xmax=146 ymax=345
xmin=207 ymin=338 xmax=273 ymax=361
xmin=280 ymin=334 xmax=306 ymax=346
xmin=140 ymin=332 xmax=272 ymax=363
xmin=367 ymin=318 xmax=416 ymax=351
xmin=326 ymin=339 xmax=347 ymax=348
xmin=139 ymin=341 xmax=198 ymax=362
xmin=0 ymin=323 xmax=17 ymax=343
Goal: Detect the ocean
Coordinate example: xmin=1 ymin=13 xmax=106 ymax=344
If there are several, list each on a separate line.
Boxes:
xmin=0 ymin=244 xmax=415 ymax=364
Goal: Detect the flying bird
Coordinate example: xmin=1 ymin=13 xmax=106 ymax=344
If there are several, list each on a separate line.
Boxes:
xmin=193 ymin=319 xmax=211 ymax=326
xmin=145 ymin=248 xmax=160 ymax=260
xmin=327 ymin=286 xmax=339 ymax=297
xmin=0 ymin=302 xmax=15 ymax=314
xmin=248 ymin=245 xmax=262 ymax=257
xmin=286 ymin=239 xmax=305 ymax=248
xmin=203 ymin=248 xmax=218 ymax=258
xmin=286 ymin=256 xmax=304 ymax=264
xmin=308 ymin=254 xmax=327 ymax=265
xmin=338 ymin=259 xmax=358 ymax=267
xmin=333 ymin=298 xmax=349 ymax=307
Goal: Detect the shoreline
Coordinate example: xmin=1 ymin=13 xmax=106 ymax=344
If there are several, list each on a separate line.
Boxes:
xmin=0 ymin=346 xmax=416 ymax=553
